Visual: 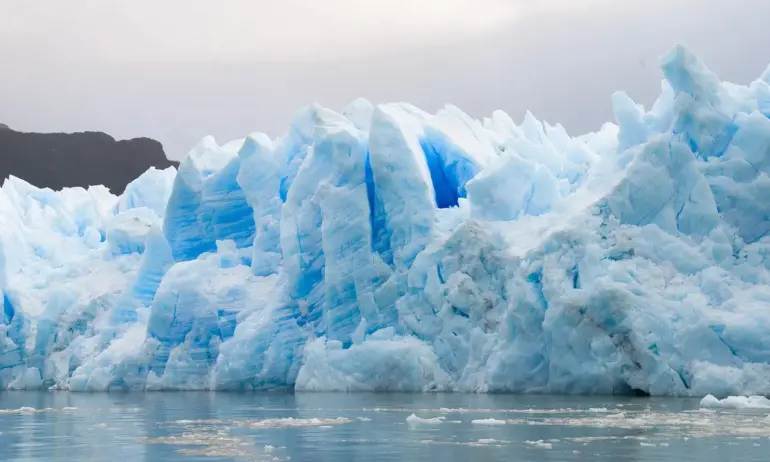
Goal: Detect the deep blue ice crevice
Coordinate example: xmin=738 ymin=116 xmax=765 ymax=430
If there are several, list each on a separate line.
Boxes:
xmin=367 ymin=104 xmax=437 ymax=271
xmin=164 ymin=137 xmax=255 ymax=262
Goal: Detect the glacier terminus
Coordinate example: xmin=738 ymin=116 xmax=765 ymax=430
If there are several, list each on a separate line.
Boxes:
xmin=3 ymin=45 xmax=770 ymax=396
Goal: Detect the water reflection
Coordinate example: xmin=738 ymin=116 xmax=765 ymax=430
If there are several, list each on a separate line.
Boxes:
xmin=0 ymin=392 xmax=766 ymax=461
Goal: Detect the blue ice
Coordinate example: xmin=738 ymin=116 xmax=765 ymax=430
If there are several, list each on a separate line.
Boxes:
xmin=1 ymin=46 xmax=770 ymax=396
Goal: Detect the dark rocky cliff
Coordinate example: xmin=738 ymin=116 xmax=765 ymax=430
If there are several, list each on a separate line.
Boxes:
xmin=0 ymin=125 xmax=178 ymax=194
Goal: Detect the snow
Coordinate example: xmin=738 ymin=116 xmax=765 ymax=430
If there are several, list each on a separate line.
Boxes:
xmin=2 ymin=45 xmax=770 ymax=395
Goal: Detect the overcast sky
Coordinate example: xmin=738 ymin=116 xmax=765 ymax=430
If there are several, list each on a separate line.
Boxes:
xmin=1 ymin=0 xmax=769 ymax=160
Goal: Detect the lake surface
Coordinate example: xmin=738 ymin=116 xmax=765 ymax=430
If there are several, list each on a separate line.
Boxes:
xmin=0 ymin=391 xmax=767 ymax=461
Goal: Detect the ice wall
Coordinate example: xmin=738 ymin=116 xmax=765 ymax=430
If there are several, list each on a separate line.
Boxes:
xmin=2 ymin=46 xmax=770 ymax=396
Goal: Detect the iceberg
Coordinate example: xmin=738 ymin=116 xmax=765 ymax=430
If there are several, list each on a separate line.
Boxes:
xmin=3 ymin=45 xmax=770 ymax=396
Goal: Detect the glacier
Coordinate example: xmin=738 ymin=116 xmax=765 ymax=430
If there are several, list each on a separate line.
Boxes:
xmin=3 ymin=45 xmax=770 ymax=396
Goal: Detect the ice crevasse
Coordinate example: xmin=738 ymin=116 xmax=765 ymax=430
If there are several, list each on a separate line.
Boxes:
xmin=3 ymin=45 xmax=770 ymax=395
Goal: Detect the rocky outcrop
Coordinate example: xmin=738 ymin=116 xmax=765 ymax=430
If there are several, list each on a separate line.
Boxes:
xmin=0 ymin=126 xmax=178 ymax=193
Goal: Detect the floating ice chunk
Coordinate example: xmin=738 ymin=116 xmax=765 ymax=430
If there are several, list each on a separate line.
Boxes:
xmin=525 ymin=440 xmax=553 ymax=449
xmin=470 ymin=418 xmax=506 ymax=425
xmin=406 ymin=414 xmax=444 ymax=424
xmin=0 ymin=406 xmax=38 ymax=415
xmin=700 ymin=395 xmax=770 ymax=409
xmin=477 ymin=439 xmax=499 ymax=444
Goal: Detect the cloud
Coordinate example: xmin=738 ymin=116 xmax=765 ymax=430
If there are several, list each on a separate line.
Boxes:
xmin=1 ymin=0 xmax=526 ymax=62
xmin=1 ymin=0 xmax=769 ymax=161
xmin=0 ymin=0 xmax=635 ymax=63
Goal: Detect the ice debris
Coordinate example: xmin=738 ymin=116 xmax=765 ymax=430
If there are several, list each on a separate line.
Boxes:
xmin=470 ymin=418 xmax=506 ymax=425
xmin=700 ymin=395 xmax=770 ymax=410
xmin=1 ymin=46 xmax=770 ymax=396
xmin=406 ymin=414 xmax=445 ymax=425
xmin=525 ymin=440 xmax=553 ymax=449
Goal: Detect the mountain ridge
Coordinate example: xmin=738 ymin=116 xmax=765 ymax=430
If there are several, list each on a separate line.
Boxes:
xmin=0 ymin=124 xmax=178 ymax=194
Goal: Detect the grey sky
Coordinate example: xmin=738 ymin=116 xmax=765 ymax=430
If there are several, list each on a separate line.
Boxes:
xmin=1 ymin=0 xmax=769 ymax=160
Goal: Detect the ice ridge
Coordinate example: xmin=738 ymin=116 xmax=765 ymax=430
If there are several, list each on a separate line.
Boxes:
xmin=2 ymin=46 xmax=770 ymax=396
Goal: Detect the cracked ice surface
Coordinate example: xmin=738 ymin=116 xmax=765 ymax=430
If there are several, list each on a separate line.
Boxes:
xmin=2 ymin=46 xmax=770 ymax=395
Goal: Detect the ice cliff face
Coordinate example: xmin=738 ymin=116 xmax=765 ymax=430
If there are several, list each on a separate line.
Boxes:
xmin=3 ymin=46 xmax=770 ymax=396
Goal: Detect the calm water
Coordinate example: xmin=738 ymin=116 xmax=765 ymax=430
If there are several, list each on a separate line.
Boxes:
xmin=0 ymin=391 xmax=767 ymax=461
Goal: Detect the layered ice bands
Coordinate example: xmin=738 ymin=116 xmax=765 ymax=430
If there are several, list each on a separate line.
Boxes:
xmin=3 ymin=46 xmax=770 ymax=395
